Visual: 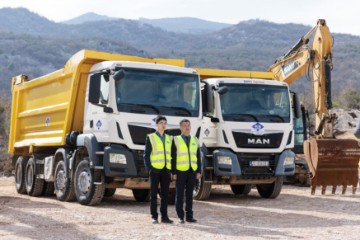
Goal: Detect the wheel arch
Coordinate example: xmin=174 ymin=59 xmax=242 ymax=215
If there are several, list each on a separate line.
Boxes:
xmin=54 ymin=148 xmax=71 ymax=178
xmin=75 ymin=134 xmax=101 ymax=168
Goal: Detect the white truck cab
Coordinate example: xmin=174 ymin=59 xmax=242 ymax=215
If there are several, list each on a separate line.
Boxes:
xmin=195 ymin=77 xmax=300 ymax=199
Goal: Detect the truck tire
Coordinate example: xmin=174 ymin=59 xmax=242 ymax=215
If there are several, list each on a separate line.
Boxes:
xmin=14 ymin=156 xmax=28 ymax=194
xmin=256 ymin=176 xmax=283 ymax=198
xmin=104 ymin=188 xmax=116 ymax=197
xmin=193 ymin=175 xmax=212 ymax=200
xmin=42 ymin=182 xmax=55 ymax=196
xmin=74 ymin=159 xmax=105 ymax=206
xmin=132 ymin=189 xmax=150 ymax=202
xmin=54 ymin=160 xmax=76 ymax=201
xmin=230 ymin=184 xmax=252 ymax=195
xmin=25 ymin=157 xmax=44 ymax=196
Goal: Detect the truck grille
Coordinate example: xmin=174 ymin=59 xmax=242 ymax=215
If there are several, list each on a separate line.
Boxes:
xmin=133 ymin=149 xmax=148 ymax=176
xmin=128 ymin=125 xmax=181 ymax=145
xmin=232 ymin=132 xmax=283 ymax=148
xmin=128 ymin=125 xmax=155 ymax=145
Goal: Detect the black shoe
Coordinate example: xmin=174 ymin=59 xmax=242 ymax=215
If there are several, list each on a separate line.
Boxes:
xmin=179 ymin=218 xmax=185 ymax=224
xmin=161 ymin=218 xmax=174 ymax=224
xmin=186 ymin=217 xmax=197 ymax=223
xmin=152 ymin=218 xmax=159 ymax=224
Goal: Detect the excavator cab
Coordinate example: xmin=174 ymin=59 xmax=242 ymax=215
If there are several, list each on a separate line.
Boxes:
xmin=285 ymin=104 xmax=311 ymax=186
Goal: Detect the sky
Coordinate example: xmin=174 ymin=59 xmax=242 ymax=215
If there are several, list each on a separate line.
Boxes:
xmin=1 ymin=0 xmax=359 ymax=36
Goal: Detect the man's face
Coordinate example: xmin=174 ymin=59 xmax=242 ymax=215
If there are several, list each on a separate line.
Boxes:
xmin=180 ymin=121 xmax=191 ymax=136
xmin=157 ymin=120 xmax=167 ymax=132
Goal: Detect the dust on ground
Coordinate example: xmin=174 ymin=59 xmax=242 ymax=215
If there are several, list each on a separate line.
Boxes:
xmin=1 ymin=177 xmax=360 ymax=240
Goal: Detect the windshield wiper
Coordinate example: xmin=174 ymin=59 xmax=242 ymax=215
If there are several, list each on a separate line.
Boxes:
xmin=231 ymin=114 xmax=259 ymax=122
xmin=264 ymin=115 xmax=285 ymax=122
xmin=158 ymin=106 xmax=192 ymax=116
xmin=121 ymin=103 xmax=160 ymax=114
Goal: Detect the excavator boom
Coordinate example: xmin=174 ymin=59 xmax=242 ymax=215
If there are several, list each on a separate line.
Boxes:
xmin=269 ymin=19 xmax=360 ymax=194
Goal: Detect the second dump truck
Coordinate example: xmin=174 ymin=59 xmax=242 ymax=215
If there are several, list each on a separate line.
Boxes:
xmin=193 ymin=69 xmax=300 ymax=199
xmin=9 ymin=49 xmax=202 ymax=205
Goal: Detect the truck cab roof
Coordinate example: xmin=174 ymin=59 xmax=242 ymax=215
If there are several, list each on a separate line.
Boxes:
xmin=91 ymin=61 xmax=198 ymax=75
xmin=203 ymin=77 xmax=289 ymax=87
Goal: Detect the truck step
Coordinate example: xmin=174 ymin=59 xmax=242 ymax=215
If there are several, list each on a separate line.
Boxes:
xmin=94 ymin=182 xmax=104 ymax=185
xmin=94 ymin=166 xmax=104 ymax=170
xmin=96 ymin=151 xmax=104 ymax=155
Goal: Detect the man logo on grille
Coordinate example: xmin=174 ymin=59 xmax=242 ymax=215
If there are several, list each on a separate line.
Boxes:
xmin=248 ymin=138 xmax=270 ymax=144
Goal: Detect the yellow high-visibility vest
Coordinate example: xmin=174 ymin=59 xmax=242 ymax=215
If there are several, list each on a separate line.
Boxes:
xmin=174 ymin=135 xmax=198 ymax=171
xmin=148 ymin=133 xmax=172 ymax=170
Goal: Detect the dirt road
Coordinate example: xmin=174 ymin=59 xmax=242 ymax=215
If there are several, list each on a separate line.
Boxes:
xmin=1 ymin=177 xmax=360 ymax=240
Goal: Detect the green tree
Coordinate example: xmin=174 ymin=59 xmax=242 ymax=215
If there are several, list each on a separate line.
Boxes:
xmin=336 ymin=88 xmax=360 ymax=110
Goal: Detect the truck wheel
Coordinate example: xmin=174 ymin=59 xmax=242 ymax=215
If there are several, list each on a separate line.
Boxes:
xmin=14 ymin=156 xmax=28 ymax=194
xmin=25 ymin=157 xmax=44 ymax=196
xmin=256 ymin=176 xmax=283 ymax=198
xmin=42 ymin=182 xmax=55 ymax=196
xmin=54 ymin=160 xmax=76 ymax=201
xmin=132 ymin=189 xmax=150 ymax=202
xmin=104 ymin=188 xmax=116 ymax=197
xmin=230 ymin=184 xmax=252 ymax=195
xmin=193 ymin=175 xmax=211 ymax=200
xmin=74 ymin=159 xmax=105 ymax=206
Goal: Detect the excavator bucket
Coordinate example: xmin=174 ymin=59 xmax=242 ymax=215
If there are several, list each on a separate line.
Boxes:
xmin=303 ymin=138 xmax=360 ymax=195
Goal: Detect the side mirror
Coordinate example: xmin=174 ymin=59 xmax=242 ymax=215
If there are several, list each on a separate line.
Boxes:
xmin=217 ymin=86 xmax=228 ymax=95
xmin=113 ymin=70 xmax=125 ymax=81
xmin=89 ymin=73 xmax=102 ymax=104
xmin=292 ymin=92 xmax=301 ymax=119
xmin=201 ymin=81 xmax=213 ymax=115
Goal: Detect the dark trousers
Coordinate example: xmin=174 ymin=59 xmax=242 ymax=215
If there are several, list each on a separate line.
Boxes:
xmin=175 ymin=170 xmax=196 ymax=219
xmin=150 ymin=168 xmax=170 ymax=220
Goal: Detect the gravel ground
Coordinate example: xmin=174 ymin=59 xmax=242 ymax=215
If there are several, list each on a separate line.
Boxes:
xmin=1 ymin=176 xmax=360 ymax=240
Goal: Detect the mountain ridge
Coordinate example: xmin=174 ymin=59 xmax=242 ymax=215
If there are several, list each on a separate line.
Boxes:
xmin=0 ymin=7 xmax=359 ymax=97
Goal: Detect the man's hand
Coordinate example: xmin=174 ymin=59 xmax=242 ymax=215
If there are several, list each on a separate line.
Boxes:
xmin=172 ymin=174 xmax=177 ymax=181
xmin=196 ymin=173 xmax=201 ymax=179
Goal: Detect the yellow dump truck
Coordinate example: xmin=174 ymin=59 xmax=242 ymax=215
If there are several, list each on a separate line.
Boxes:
xmin=9 ymin=49 xmax=202 ymax=205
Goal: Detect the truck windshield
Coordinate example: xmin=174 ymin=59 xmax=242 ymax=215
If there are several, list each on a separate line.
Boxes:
xmin=115 ymin=69 xmax=199 ymax=117
xmin=220 ymin=83 xmax=291 ymax=123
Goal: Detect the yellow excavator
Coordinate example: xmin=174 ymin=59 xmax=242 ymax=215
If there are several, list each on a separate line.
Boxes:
xmin=268 ymin=19 xmax=360 ymax=194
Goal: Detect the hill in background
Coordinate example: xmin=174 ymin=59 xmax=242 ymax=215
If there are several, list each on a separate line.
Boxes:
xmin=62 ymin=12 xmax=117 ymax=25
xmin=0 ymin=7 xmax=359 ymax=97
xmin=139 ymin=17 xmax=232 ymax=34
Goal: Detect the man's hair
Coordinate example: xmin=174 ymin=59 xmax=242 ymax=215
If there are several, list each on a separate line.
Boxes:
xmin=155 ymin=115 xmax=167 ymax=124
xmin=179 ymin=119 xmax=190 ymax=126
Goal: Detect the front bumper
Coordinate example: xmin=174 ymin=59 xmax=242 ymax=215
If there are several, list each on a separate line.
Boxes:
xmin=212 ymin=149 xmax=295 ymax=177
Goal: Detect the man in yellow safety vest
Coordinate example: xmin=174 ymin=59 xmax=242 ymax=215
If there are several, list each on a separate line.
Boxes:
xmin=172 ymin=119 xmax=201 ymax=223
xmin=144 ymin=115 xmax=174 ymax=224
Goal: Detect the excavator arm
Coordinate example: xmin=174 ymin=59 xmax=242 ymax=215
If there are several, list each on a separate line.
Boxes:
xmin=268 ymin=19 xmax=360 ymax=194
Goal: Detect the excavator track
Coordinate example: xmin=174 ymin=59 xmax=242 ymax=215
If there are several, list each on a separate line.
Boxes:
xmin=304 ymin=138 xmax=360 ymax=195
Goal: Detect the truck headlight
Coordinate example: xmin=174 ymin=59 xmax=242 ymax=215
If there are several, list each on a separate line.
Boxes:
xmin=109 ymin=153 xmax=127 ymax=164
xmin=218 ymin=156 xmax=232 ymax=165
xmin=284 ymin=156 xmax=294 ymax=166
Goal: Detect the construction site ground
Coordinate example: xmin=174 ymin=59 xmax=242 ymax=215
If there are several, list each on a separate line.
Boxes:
xmin=1 ymin=176 xmax=360 ymax=240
